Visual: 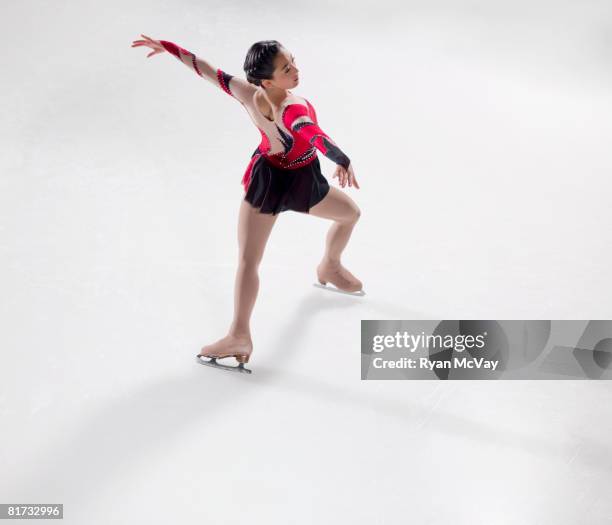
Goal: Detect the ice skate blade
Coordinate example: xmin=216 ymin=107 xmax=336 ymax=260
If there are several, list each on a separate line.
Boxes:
xmin=195 ymin=355 xmax=252 ymax=374
xmin=313 ymin=282 xmax=366 ymax=297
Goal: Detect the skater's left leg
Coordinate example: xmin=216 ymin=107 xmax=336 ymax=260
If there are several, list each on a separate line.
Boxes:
xmin=304 ymin=187 xmax=363 ymax=292
xmin=307 ymin=187 xmax=361 ymax=265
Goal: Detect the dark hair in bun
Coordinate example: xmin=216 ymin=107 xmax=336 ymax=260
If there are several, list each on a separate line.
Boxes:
xmin=243 ymin=40 xmax=283 ymax=86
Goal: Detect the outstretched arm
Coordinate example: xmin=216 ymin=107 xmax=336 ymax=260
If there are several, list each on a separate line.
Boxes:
xmin=158 ymin=40 xmax=254 ymax=104
xmin=282 ymin=103 xmax=351 ymax=169
xmin=132 ymin=35 xmax=254 ymax=104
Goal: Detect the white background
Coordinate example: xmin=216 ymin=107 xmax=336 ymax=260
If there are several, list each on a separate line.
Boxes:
xmin=1 ymin=0 xmax=611 ymax=523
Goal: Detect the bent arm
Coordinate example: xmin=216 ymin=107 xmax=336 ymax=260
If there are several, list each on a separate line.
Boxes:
xmin=282 ymin=104 xmax=351 ymax=169
xmin=159 ymin=40 xmax=254 ymax=104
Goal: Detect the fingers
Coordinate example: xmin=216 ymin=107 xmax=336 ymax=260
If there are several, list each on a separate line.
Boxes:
xmin=332 ymin=165 xmax=341 ymax=181
xmin=333 ymin=164 xmax=359 ymax=190
xmin=132 ymin=34 xmax=162 ymax=51
xmin=347 ymin=165 xmax=359 ymax=189
xmin=131 ymin=39 xmax=157 ymax=54
xmin=142 ymin=34 xmax=162 ymax=48
xmin=132 ymin=35 xmax=151 ymax=46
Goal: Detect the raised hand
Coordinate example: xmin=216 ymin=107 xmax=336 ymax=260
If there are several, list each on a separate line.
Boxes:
xmin=131 ymin=34 xmax=165 ymax=58
xmin=332 ymin=163 xmax=360 ymax=189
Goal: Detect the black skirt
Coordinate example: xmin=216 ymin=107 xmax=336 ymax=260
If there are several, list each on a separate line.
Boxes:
xmin=244 ymin=155 xmax=330 ymax=215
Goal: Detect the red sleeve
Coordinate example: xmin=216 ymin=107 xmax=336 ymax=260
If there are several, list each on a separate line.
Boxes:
xmin=282 ymin=103 xmax=351 ymax=169
xmin=159 ymin=40 xmax=254 ymax=105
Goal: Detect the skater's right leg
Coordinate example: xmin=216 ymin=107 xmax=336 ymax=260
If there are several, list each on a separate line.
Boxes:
xmin=229 ymin=199 xmax=279 ymax=338
xmin=199 ymin=199 xmax=278 ymax=359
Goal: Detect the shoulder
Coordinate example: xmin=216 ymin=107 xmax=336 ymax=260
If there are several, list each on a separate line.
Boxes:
xmin=282 ymin=96 xmax=313 ymax=124
xmin=284 ymin=93 xmax=310 ymax=108
xmin=220 ymin=72 xmax=256 ymax=102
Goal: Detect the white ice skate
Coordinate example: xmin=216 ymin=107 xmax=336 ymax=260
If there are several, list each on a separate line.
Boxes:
xmin=195 ymin=354 xmax=252 ymax=374
xmin=196 ymin=337 xmax=253 ymax=374
xmin=313 ymin=282 xmax=366 ymax=296
xmin=315 ymin=262 xmax=366 ymax=297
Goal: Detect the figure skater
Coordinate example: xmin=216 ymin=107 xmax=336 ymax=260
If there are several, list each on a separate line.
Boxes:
xmin=131 ymin=35 xmax=363 ymax=373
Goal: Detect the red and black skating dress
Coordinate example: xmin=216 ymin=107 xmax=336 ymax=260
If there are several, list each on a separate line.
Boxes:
xmin=160 ymin=40 xmax=351 ymax=215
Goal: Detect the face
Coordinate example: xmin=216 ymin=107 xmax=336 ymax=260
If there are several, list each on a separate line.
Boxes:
xmin=263 ymin=48 xmax=299 ymax=89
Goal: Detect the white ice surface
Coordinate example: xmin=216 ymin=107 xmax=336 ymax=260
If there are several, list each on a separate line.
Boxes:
xmin=1 ymin=0 xmax=612 ymax=523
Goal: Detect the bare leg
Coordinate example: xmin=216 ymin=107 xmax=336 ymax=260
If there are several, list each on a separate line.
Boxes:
xmin=305 ymin=187 xmax=363 ymax=291
xmin=308 ymin=187 xmax=361 ymax=263
xmin=229 ymin=199 xmax=279 ymax=337
xmin=199 ymin=199 xmax=279 ymax=359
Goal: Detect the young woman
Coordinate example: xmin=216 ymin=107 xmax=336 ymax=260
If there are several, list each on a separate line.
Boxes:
xmin=131 ymin=35 xmax=363 ymax=373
